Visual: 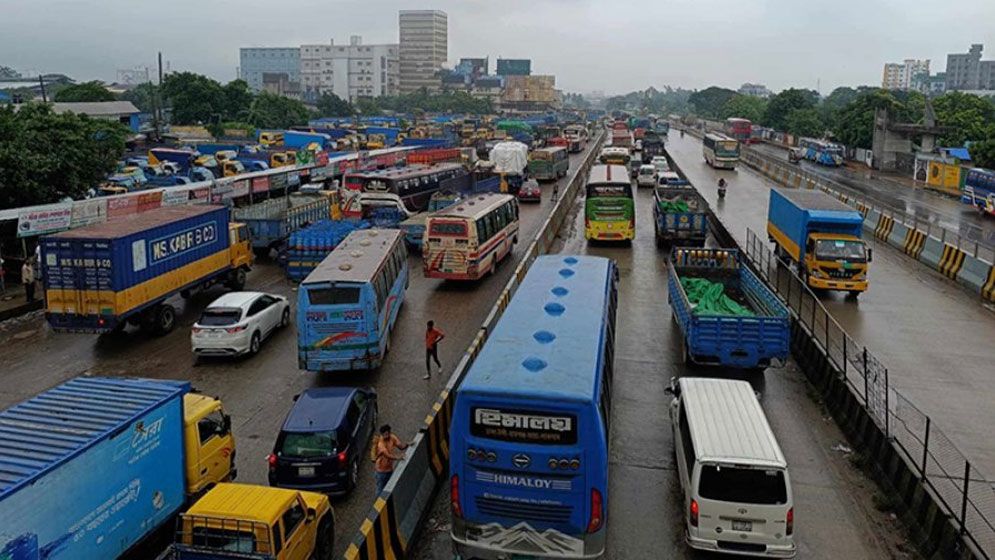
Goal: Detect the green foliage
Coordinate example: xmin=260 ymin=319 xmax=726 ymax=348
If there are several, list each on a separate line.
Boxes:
xmin=784 ymin=108 xmax=824 ymax=137
xmin=221 ymin=80 xmax=254 ymax=122
xmin=688 ymin=87 xmax=738 ymax=119
xmin=932 ymin=91 xmax=995 ymax=146
xmin=720 ymin=95 xmax=767 ymax=123
xmin=763 ymin=88 xmax=819 ymax=131
xmin=120 ymin=83 xmax=158 ymax=113
xmin=371 ymin=89 xmax=492 ymax=114
xmin=354 ymin=98 xmax=382 ymax=116
xmin=0 ymin=103 xmax=127 ymax=208
xmin=162 ymin=72 xmax=227 ymax=125
xmin=969 ymin=138 xmax=995 ymax=169
xmin=246 ymin=92 xmax=312 ymax=129
xmin=0 ymin=66 xmax=21 ymax=79
xmin=316 ymin=93 xmax=354 ymax=117
xmin=563 ymin=92 xmax=591 ymax=109
xmin=53 ymin=81 xmax=116 ymax=102
xmin=833 ymin=89 xmax=903 ymax=149
xmin=604 ymin=86 xmax=693 ymax=116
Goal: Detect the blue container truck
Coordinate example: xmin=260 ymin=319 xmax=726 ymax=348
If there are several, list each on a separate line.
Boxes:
xmin=283 ymin=131 xmax=333 ymax=151
xmin=654 ymin=185 xmax=709 ymax=248
xmin=231 ymin=194 xmax=331 ymax=253
xmin=767 ymin=188 xmax=870 ymax=295
xmin=0 ymin=377 xmax=237 ymax=560
xmin=41 ymin=206 xmax=254 ymax=335
xmin=668 ymin=248 xmax=790 ymax=370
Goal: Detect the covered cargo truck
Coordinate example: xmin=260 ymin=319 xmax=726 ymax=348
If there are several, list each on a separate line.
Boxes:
xmin=231 ymin=194 xmax=331 ymax=253
xmin=668 ymin=248 xmax=789 ymax=370
xmin=41 ymin=205 xmax=254 ymax=335
xmin=654 ymin=185 xmax=708 ymax=247
xmin=766 ymin=188 xmax=870 ymax=295
xmin=0 ymin=377 xmax=236 ymax=560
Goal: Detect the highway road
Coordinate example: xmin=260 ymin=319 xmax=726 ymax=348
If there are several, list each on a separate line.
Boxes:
xmin=0 ymin=143 xmax=595 ymax=558
xmin=411 ymin=138 xmax=914 ymax=559
xmin=750 ymin=142 xmax=995 ymax=245
xmin=667 ymin=132 xmax=995 ymax=482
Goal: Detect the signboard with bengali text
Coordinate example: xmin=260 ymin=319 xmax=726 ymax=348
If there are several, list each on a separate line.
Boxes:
xmin=17 ymin=205 xmax=73 ymax=237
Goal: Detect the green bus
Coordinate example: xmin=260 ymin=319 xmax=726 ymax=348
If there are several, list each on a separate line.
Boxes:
xmin=526 ymin=147 xmax=570 ymax=181
xmin=585 ymin=164 xmax=635 ymax=242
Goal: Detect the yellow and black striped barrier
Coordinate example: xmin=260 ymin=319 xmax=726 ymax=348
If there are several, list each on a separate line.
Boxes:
xmin=938 ymin=244 xmax=967 ymax=279
xmin=983 ymin=266 xmax=995 ymax=302
xmin=345 ymin=496 xmax=407 ymax=560
xmin=904 ymin=229 xmax=927 ymax=258
xmin=875 ymin=215 xmax=894 ymax=241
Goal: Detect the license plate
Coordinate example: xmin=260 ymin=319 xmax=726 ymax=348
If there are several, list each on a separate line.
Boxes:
xmin=298 ymin=466 xmax=315 ymax=477
xmin=732 ymin=520 xmax=753 ymax=532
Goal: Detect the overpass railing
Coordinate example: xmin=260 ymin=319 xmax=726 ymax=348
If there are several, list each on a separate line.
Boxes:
xmin=342 ymin=131 xmax=606 ymax=559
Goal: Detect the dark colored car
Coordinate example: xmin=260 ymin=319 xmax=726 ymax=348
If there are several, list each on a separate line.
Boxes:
xmin=518 ymin=181 xmax=542 ymax=202
xmin=268 ymin=387 xmax=378 ymax=496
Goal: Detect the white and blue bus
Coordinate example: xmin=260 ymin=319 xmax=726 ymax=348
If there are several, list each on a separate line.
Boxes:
xmin=962 ymin=168 xmax=995 ymax=217
xmin=297 ymin=228 xmax=408 ymax=372
xmin=450 ymin=255 xmax=618 ymax=559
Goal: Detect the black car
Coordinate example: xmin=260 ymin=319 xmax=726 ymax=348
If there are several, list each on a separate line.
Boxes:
xmin=268 ymin=387 xmax=378 ymax=496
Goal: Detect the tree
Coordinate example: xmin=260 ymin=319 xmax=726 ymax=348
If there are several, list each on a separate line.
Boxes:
xmin=833 ymin=89 xmax=902 ymax=149
xmin=354 ymin=98 xmax=382 ymax=116
xmin=316 ymin=93 xmax=354 ymax=117
xmin=688 ymin=87 xmax=738 ymax=118
xmin=0 ymin=103 xmax=126 ymax=208
xmin=785 ymin=108 xmax=824 ymax=137
xmin=0 ymin=66 xmax=21 ymax=79
xmin=221 ymin=80 xmax=254 ymax=122
xmin=120 ymin=83 xmax=158 ymax=113
xmin=720 ymin=95 xmax=767 ymax=123
xmin=932 ymin=91 xmax=995 ymax=146
xmin=53 ymin=81 xmax=116 ymax=102
xmin=246 ymin=92 xmax=311 ymax=129
xmin=969 ymin=138 xmax=995 ymax=169
xmin=161 ymin=72 xmax=227 ymax=125
xmin=763 ymin=88 xmax=819 ymax=130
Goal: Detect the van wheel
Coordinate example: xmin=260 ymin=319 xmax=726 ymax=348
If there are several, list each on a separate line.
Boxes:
xmin=249 ymin=332 xmax=261 ymax=355
xmin=155 ymin=304 xmax=176 ymax=336
xmin=315 ymin=517 xmax=334 ymax=560
xmin=228 ymin=268 xmax=247 ymax=291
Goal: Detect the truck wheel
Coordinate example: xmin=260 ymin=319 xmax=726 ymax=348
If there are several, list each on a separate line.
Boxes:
xmin=228 ymin=268 xmax=247 ymax=291
xmin=315 ymin=517 xmax=334 ymax=560
xmin=848 ymin=290 xmax=861 ymax=299
xmin=180 ymin=289 xmax=192 ymax=299
xmin=155 ymin=304 xmax=176 ymax=336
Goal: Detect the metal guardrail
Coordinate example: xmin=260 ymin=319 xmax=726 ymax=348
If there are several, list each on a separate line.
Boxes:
xmin=743 ymin=228 xmax=994 ymax=558
xmin=343 ymin=131 xmax=606 ymax=560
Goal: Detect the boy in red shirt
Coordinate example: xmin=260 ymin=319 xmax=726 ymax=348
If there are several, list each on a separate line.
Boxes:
xmin=425 ymin=320 xmax=445 ymax=379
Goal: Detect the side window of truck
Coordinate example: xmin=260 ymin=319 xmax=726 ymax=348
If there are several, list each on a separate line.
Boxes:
xmin=282 ymin=503 xmax=306 ymax=540
xmin=198 ymin=410 xmax=227 ymax=444
xmin=272 ymin=520 xmax=283 ymax=555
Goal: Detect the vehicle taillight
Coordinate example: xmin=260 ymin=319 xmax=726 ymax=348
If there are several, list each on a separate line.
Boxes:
xmin=587 ymin=488 xmax=603 ymax=533
xmin=689 ymin=499 xmax=699 ymax=527
xmin=450 ymin=475 xmax=462 ymax=518
xmin=337 ymin=449 xmax=348 ymax=467
xmin=226 ymin=325 xmax=246 ymax=334
xmin=97 ymin=318 xmax=106 ymax=327
xmin=267 ymin=454 xmax=277 ymax=472
xmin=786 ymin=507 xmax=793 ymax=535
xmin=191 ymin=327 xmax=202 ymax=334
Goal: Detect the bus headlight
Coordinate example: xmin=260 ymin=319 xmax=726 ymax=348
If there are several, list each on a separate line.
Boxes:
xmin=468 ymin=449 xmax=478 ymax=460
xmin=486 ymin=451 xmax=497 ymax=462
xmin=570 ymin=459 xmax=581 ymax=470
xmin=548 ymin=458 xmax=559 ymax=469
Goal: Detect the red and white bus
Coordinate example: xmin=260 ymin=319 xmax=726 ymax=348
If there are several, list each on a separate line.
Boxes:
xmin=423 ymin=193 xmax=519 ymax=280
xmin=724 ymin=118 xmax=753 ymax=144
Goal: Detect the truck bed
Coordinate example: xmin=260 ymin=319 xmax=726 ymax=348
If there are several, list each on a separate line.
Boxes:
xmin=233 ymin=195 xmax=330 ymax=249
xmin=667 ymin=248 xmax=789 ymax=369
xmin=653 ymin=186 xmax=708 ymax=247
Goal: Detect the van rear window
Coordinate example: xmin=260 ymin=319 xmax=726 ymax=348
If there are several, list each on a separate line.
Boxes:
xmin=307 ymin=286 xmax=361 ymax=305
xmin=698 ymin=465 xmax=787 ymax=505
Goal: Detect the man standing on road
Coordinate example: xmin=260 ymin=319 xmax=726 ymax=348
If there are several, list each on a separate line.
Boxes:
xmin=424 ymin=320 xmax=445 ymax=379
xmin=373 ymin=424 xmax=408 ymax=495
xmin=21 ymin=258 xmax=35 ymax=303
xmin=552 ymin=182 xmax=559 ymax=202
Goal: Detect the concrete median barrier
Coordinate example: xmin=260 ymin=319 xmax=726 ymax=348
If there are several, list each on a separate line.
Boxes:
xmin=938 ymin=244 xmax=967 ymax=279
xmin=917 ymin=234 xmax=942 ymax=266
xmin=957 ymin=256 xmax=992 ymax=299
xmin=886 ymin=220 xmax=909 ymax=252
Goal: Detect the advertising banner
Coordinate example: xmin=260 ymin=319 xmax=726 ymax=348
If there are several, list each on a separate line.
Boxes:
xmin=17 ymin=205 xmax=73 ymax=237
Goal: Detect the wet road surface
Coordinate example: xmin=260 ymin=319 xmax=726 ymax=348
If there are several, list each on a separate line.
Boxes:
xmin=0 ymin=143 xmax=596 ymax=559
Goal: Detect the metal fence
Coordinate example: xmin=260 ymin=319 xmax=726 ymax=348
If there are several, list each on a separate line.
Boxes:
xmin=743 ymin=228 xmax=995 ymax=558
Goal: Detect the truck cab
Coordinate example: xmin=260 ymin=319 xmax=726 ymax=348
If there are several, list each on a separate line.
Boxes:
xmin=222 ymin=160 xmax=245 ymax=177
xmin=229 ymin=222 xmax=255 ymax=274
xmin=801 ymin=233 xmax=870 ymax=293
xmin=183 ymin=393 xmax=237 ymax=497
xmin=168 ymin=483 xmax=335 ymax=560
xmin=271 ymin=151 xmax=296 ymax=168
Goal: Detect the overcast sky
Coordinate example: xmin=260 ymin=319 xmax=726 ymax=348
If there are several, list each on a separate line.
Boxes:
xmin=3 ymin=0 xmax=995 ymax=95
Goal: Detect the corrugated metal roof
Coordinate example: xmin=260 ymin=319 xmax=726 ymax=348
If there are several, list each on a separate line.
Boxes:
xmin=679 ymin=377 xmax=786 ymax=468
xmin=0 ymin=377 xmax=188 ymax=498
xmin=303 ymin=228 xmax=404 ymax=284
xmin=50 ymin=101 xmax=140 ymax=116
xmin=50 ymin=205 xmax=223 ymax=239
xmin=942 ymin=147 xmax=972 ymax=161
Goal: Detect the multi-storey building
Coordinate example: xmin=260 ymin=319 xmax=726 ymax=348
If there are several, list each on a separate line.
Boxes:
xmin=399 ymin=10 xmax=448 ymax=93
xmin=945 ymin=44 xmax=995 ymax=91
xmin=881 ymin=59 xmax=929 ymax=91
xmin=239 ymin=47 xmax=300 ymax=92
xmin=300 ymin=36 xmax=398 ymax=103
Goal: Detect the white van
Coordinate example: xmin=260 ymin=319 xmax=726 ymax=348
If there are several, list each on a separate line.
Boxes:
xmin=668 ymin=377 xmax=796 ymax=558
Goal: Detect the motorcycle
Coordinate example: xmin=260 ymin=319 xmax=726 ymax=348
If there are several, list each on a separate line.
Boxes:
xmin=718 ymin=179 xmax=727 ymax=199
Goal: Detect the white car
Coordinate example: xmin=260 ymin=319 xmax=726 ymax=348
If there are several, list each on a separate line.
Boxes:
xmin=651 ymin=156 xmax=671 ymax=173
xmin=634 ymin=139 xmax=643 ymax=151
xmin=636 ymin=165 xmax=658 ymax=187
xmin=192 ymin=292 xmax=291 ymax=358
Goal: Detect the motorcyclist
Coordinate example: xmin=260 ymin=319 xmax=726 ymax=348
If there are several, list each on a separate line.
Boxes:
xmin=718 ymin=178 xmax=727 ymax=189
xmin=680 ymin=129 xmax=685 ymax=138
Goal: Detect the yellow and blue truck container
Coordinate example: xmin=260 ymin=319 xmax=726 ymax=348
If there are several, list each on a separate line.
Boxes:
xmin=0 ymin=376 xmax=237 ymax=560
xmin=41 ymin=205 xmax=253 ymax=335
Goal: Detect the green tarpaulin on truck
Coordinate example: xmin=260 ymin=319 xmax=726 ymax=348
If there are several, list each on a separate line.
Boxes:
xmin=658 ymin=200 xmax=690 ymax=213
xmin=496 ymin=120 xmax=533 ymax=133
xmin=680 ymin=277 xmax=755 ymax=317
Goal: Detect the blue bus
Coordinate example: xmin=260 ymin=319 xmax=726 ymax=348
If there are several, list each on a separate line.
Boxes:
xmin=450 ymin=255 xmax=618 ymax=559
xmin=798 ymin=138 xmax=844 ymax=167
xmin=297 ymin=228 xmax=408 ymax=371
xmin=962 ymin=168 xmax=995 ymax=216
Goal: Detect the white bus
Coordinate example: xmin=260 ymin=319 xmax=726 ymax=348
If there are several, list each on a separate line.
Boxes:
xmin=703 ymin=132 xmax=740 ymax=170
xmin=423 ymin=193 xmax=519 ymax=281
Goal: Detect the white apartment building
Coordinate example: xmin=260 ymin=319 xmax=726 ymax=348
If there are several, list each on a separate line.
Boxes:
xmin=399 ymin=10 xmax=448 ymax=93
xmin=299 ymin=36 xmax=398 ymax=103
xmin=882 ymin=59 xmax=930 ymax=91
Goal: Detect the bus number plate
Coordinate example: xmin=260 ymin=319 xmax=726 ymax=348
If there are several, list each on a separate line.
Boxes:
xmin=732 ymin=520 xmax=752 ymax=532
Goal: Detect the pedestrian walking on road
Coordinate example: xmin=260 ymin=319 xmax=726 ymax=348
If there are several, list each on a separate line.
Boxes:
xmin=552 ymin=183 xmax=559 ymax=202
xmin=424 ymin=320 xmax=445 ymax=379
xmin=21 ymin=258 xmax=35 ymax=303
xmin=373 ymin=424 xmax=408 ymax=495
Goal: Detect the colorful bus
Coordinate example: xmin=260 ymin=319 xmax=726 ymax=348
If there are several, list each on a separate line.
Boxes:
xmin=342 ymin=163 xmax=471 ymax=216
xmin=798 ymin=138 xmax=844 ymax=167
xmin=296 ymin=229 xmax=408 ymax=372
xmin=585 ymin=164 xmax=635 ymax=242
xmin=703 ymin=132 xmax=740 ymax=170
xmin=598 ymin=147 xmax=632 ymax=175
xmin=563 ymin=125 xmax=589 ymax=153
xmin=723 ymin=118 xmax=753 ymax=144
xmin=527 ymin=147 xmax=570 ymax=181
xmin=962 ymin=168 xmax=995 ymax=216
xmin=450 ymin=254 xmax=618 ymax=560
xmin=423 ymin=193 xmax=520 ymax=280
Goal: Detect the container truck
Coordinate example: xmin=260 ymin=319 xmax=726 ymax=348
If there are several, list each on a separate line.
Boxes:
xmin=654 ymin=185 xmax=709 ymax=247
xmin=231 ymin=194 xmax=331 ymax=254
xmin=283 ymin=130 xmax=333 ymax=151
xmin=767 ymin=188 xmax=871 ymax=295
xmin=0 ymin=376 xmax=236 ymax=560
xmin=668 ymin=248 xmax=790 ymax=370
xmin=41 ymin=205 xmax=254 ymax=335
xmin=641 ymin=130 xmax=665 ymax=163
